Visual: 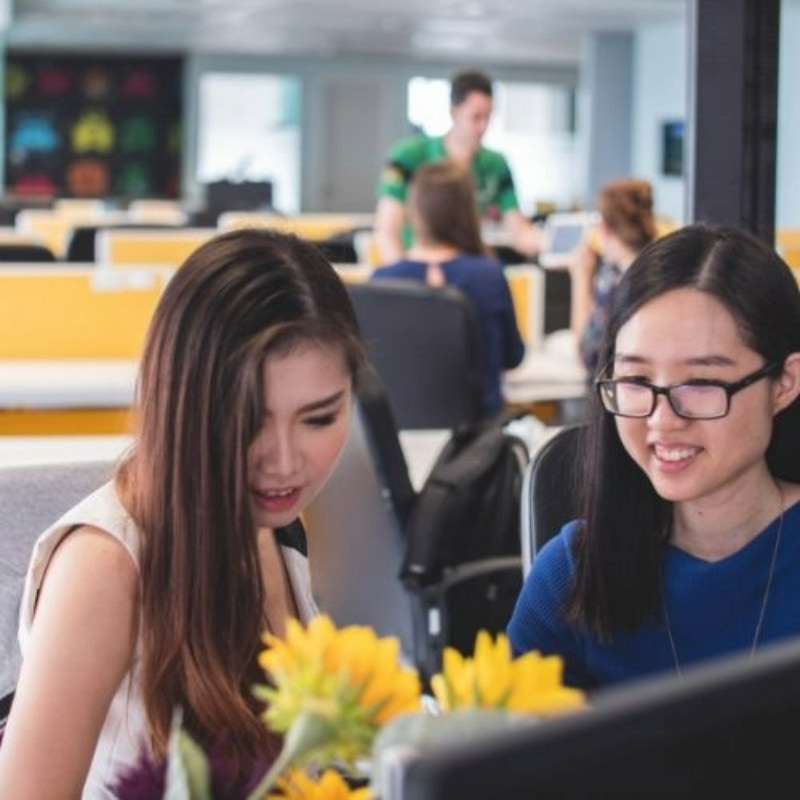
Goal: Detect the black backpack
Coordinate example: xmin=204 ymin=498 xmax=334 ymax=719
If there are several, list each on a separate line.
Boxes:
xmin=400 ymin=415 xmax=530 ymax=683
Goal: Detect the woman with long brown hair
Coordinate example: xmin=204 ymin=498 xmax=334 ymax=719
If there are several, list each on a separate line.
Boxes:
xmin=0 ymin=228 xmax=366 ymax=797
xmin=371 ymin=159 xmax=525 ymax=418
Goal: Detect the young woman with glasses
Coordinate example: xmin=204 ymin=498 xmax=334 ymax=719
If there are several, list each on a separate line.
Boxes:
xmin=507 ymin=223 xmax=800 ymax=690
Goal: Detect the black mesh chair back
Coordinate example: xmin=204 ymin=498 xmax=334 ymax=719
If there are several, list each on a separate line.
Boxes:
xmin=346 ymin=279 xmax=484 ymax=430
xmin=520 ymin=424 xmax=585 ymax=575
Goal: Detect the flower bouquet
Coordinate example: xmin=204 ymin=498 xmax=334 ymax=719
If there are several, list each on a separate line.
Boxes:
xmin=118 ymin=615 xmax=586 ymax=799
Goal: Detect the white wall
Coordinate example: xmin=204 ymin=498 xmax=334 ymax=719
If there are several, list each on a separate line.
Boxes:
xmin=631 ymin=5 xmax=800 ymax=231
xmin=578 ymin=32 xmax=633 ymax=208
xmin=631 ymin=20 xmax=689 ymax=225
xmin=183 ymin=54 xmax=577 ymax=213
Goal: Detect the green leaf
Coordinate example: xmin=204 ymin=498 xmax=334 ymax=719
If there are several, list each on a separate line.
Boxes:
xmin=245 ymin=711 xmax=336 ymax=800
xmin=177 ymin=731 xmax=213 ymax=800
xmin=163 ymin=708 xmax=213 ymax=800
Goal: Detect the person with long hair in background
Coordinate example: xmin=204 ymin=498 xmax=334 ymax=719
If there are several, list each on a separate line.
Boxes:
xmin=569 ymin=177 xmax=657 ymax=378
xmin=372 ymin=158 xmax=525 ymax=418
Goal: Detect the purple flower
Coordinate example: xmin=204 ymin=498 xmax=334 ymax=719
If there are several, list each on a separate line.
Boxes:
xmin=110 ymin=733 xmax=275 ymax=800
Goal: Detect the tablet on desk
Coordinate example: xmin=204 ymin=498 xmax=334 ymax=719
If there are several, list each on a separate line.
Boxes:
xmin=538 ymin=211 xmax=597 ymax=269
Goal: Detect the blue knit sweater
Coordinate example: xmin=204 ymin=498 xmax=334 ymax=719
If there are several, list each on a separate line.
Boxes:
xmin=507 ymin=502 xmax=800 ymax=690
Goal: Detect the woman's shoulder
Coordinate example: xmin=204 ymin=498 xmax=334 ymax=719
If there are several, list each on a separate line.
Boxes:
xmin=531 ymin=519 xmax=581 ymax=576
xmin=370 ymin=260 xmax=425 ymax=278
xmin=444 ymin=253 xmax=506 ymax=279
xmin=42 ymin=523 xmax=139 ymax=586
xmin=19 ymin=485 xmax=141 ymax=652
xmin=21 ymin=483 xmax=141 ymax=626
xmin=42 ymin=482 xmax=140 ymax=559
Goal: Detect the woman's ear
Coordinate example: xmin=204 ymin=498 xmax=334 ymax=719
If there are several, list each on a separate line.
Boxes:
xmin=773 ymin=352 xmax=800 ymax=413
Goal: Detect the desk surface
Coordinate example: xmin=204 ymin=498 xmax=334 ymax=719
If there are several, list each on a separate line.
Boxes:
xmin=503 ymin=330 xmax=588 ymax=405
xmin=0 ymin=429 xmax=451 ymax=491
xmin=0 ymin=341 xmax=585 ymax=412
xmin=0 ymin=359 xmax=138 ymax=408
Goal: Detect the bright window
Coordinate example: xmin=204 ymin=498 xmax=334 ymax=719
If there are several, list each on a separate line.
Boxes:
xmin=197 ymin=72 xmax=301 ymax=213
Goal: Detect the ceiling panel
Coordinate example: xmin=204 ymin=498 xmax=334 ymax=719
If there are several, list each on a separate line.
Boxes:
xmin=5 ymin=0 xmax=688 ymax=67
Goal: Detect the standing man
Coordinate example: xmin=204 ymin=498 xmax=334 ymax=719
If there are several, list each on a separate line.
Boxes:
xmin=373 ymin=68 xmax=544 ymax=264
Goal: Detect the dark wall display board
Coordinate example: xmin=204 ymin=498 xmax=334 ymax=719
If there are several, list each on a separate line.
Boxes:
xmin=4 ymin=53 xmax=183 ymax=199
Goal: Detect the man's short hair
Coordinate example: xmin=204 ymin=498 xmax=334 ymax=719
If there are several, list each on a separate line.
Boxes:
xmin=450 ymin=69 xmax=493 ymax=106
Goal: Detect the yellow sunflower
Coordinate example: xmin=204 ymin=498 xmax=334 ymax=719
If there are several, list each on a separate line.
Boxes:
xmin=267 ymin=768 xmax=371 ymax=800
xmin=247 ymin=615 xmax=422 ymax=799
xmin=430 ymin=630 xmax=586 ymax=714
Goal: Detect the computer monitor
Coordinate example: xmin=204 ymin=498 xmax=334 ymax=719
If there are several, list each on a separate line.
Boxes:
xmin=204 ymin=179 xmax=274 ymax=215
xmin=400 ymin=634 xmax=800 ymax=799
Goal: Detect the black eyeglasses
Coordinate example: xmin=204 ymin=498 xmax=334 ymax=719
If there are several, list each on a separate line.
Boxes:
xmin=596 ymin=361 xmax=781 ymax=420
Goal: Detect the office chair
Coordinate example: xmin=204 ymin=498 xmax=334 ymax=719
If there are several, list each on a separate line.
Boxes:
xmin=315 ymin=228 xmax=363 ymax=264
xmin=520 ymin=423 xmax=584 ymax=576
xmin=305 ymin=364 xmax=532 ymax=683
xmin=346 ymin=279 xmax=484 ymax=430
xmin=0 ymin=459 xmax=115 ymax=736
xmin=0 ymin=242 xmax=56 ymax=262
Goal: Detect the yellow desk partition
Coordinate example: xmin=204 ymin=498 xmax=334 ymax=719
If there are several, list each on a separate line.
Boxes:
xmin=14 ymin=209 xmax=76 ymax=258
xmin=0 ymin=408 xmax=134 ymax=436
xmin=505 ymin=265 xmax=546 ymax=351
xmin=0 ymin=267 xmax=171 ymax=359
xmin=95 ymin=227 xmax=216 ymax=267
xmin=775 ymin=229 xmax=800 ymax=284
xmin=0 ymin=267 xmax=171 ymax=434
xmin=217 ymin=212 xmax=374 ymax=242
xmin=52 ymin=198 xmax=108 ymax=217
xmin=14 ymin=208 xmax=128 ymax=259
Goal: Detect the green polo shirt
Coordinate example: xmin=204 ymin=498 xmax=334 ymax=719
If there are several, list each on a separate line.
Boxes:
xmin=376 ymin=134 xmax=520 ymax=247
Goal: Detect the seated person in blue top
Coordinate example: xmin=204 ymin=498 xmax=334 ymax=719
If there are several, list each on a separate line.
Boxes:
xmin=507 ymin=223 xmax=800 ymax=691
xmin=371 ymin=159 xmax=526 ymax=418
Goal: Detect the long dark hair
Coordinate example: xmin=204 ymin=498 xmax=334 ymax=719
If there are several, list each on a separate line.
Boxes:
xmin=568 ymin=223 xmax=800 ymax=639
xmin=116 ymin=228 xmax=365 ymax=768
xmin=409 ymin=160 xmax=487 ymax=256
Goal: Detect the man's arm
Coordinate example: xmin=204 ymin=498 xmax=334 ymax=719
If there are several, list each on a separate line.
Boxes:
xmin=502 ymin=208 xmax=545 ymax=260
xmin=373 ymin=195 xmax=407 ymax=265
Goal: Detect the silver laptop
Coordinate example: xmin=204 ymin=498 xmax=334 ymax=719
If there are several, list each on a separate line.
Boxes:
xmin=303 ymin=403 xmax=416 ymax=661
xmin=538 ymin=211 xmax=598 ymax=269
